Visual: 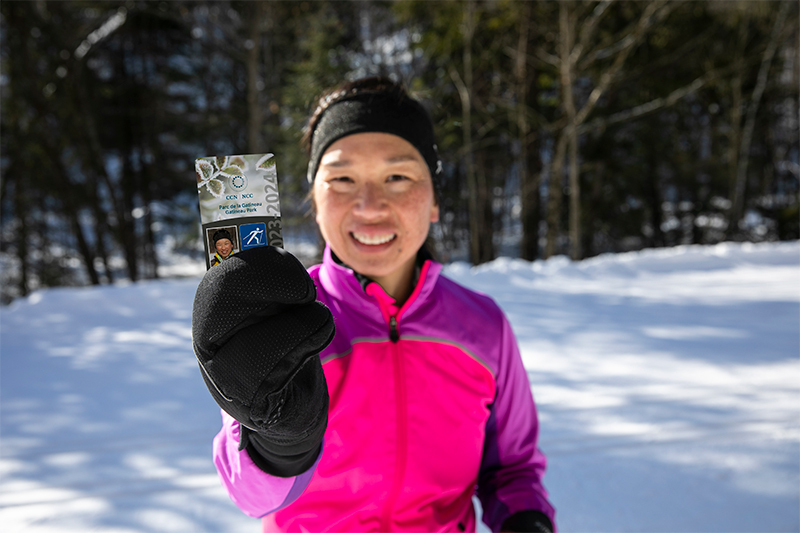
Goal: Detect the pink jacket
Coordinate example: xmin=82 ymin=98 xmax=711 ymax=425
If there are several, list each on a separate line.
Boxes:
xmin=213 ymin=246 xmax=555 ymax=532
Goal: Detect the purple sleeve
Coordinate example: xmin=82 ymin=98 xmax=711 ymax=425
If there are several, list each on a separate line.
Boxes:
xmin=477 ymin=315 xmax=556 ymax=532
xmin=212 ymin=410 xmax=320 ymax=518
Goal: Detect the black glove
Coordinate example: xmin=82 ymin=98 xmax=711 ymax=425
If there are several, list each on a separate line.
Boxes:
xmin=192 ymin=246 xmax=335 ymax=478
xmin=501 ymin=510 xmax=554 ymax=533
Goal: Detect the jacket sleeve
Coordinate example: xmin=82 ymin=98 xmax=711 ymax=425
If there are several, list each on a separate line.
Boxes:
xmin=212 ymin=410 xmax=321 ymax=518
xmin=476 ymin=314 xmax=556 ymax=532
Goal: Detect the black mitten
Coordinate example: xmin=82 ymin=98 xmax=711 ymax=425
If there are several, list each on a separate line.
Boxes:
xmin=501 ymin=510 xmax=554 ymax=533
xmin=192 ymin=246 xmax=335 ymax=477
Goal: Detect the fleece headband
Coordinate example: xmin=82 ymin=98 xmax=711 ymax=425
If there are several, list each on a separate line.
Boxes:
xmin=306 ymin=92 xmax=442 ymax=187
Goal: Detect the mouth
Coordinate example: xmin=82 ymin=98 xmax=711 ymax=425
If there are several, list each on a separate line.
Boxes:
xmin=351 ymin=232 xmax=397 ymax=246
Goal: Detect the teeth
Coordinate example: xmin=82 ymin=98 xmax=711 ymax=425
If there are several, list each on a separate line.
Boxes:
xmin=352 ymin=232 xmax=396 ymax=245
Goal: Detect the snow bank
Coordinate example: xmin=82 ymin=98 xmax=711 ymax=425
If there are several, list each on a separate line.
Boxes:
xmin=2 ymin=241 xmax=798 ymax=532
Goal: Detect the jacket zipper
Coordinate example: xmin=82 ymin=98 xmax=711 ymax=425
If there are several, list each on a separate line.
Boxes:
xmin=369 ymin=261 xmax=431 ymax=530
xmin=389 ymin=316 xmax=399 ymax=343
xmin=381 ymin=311 xmax=406 ymax=531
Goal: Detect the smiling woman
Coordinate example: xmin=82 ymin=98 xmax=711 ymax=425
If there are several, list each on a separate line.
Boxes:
xmin=193 ymin=77 xmax=555 ymax=533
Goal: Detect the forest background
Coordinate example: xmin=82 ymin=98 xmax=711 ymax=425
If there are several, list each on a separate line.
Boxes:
xmin=1 ymin=0 xmax=798 ymax=304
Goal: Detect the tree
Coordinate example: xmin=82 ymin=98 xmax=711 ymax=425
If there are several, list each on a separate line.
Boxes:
xmin=539 ymin=0 xmax=678 ymax=259
xmin=728 ymin=0 xmax=793 ymax=234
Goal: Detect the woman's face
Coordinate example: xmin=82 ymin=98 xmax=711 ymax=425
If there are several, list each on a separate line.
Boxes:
xmin=215 ymin=238 xmax=233 ymax=258
xmin=313 ymin=132 xmax=439 ymax=296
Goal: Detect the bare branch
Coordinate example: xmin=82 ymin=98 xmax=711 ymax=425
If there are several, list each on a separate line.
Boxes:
xmin=570 ymin=0 xmax=615 ymax=66
xmin=577 ymin=70 xmax=716 ymax=134
xmin=74 ymin=7 xmax=128 ymax=60
xmin=578 ymin=33 xmax=635 ymax=70
xmin=534 ymin=46 xmax=560 ymax=67
xmin=608 ymin=24 xmax=718 ymax=85
xmin=581 ymin=0 xmax=687 ymax=71
xmin=732 ymin=0 xmax=792 ymax=221
xmin=574 ymin=0 xmax=675 ymax=127
xmin=576 ymin=48 xmax=773 ymax=136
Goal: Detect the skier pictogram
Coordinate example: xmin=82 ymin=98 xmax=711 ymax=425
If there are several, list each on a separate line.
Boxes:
xmin=245 ymin=226 xmax=264 ymax=245
xmin=239 ymin=222 xmax=268 ymax=250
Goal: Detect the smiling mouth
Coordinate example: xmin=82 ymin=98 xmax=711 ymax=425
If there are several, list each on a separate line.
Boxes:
xmin=351 ymin=232 xmax=397 ymax=245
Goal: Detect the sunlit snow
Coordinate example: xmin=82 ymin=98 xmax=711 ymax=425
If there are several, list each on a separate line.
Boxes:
xmin=2 ymin=241 xmax=798 ymax=532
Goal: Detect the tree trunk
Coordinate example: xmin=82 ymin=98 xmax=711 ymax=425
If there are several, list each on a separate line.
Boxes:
xmin=58 ymin=187 xmax=100 ymax=286
xmin=516 ymin=2 xmax=540 ymax=261
xmin=567 ymin=124 xmax=581 ymax=260
xmin=69 ymin=209 xmax=101 ymax=286
xmin=645 ymin=139 xmax=665 ymax=248
xmin=71 ymin=58 xmax=134 ymax=280
xmin=142 ymin=179 xmax=159 ymax=280
xmin=460 ymin=1 xmax=481 ymax=265
xmin=13 ymin=170 xmax=30 ymax=297
xmin=559 ymin=3 xmax=581 ymax=260
xmin=730 ymin=1 xmax=789 ymax=231
xmin=545 ymin=3 xmax=576 ymax=259
xmin=118 ymin=38 xmax=141 ymax=283
xmin=91 ymin=205 xmax=114 ymax=283
xmin=474 ymin=149 xmax=494 ymax=263
xmin=585 ymin=161 xmax=605 ymax=256
xmin=262 ymin=1 xmax=278 ymax=150
xmin=247 ymin=1 xmax=264 ymax=153
xmin=729 ymin=69 xmax=743 ymax=226
xmin=520 ymin=151 xmax=542 ymax=261
xmin=39 ymin=133 xmax=101 ymax=286
xmin=120 ymin=144 xmax=139 ymax=282
xmin=545 ymin=132 xmax=568 ymax=258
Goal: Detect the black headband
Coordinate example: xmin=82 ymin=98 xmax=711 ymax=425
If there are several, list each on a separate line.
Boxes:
xmin=212 ymin=229 xmax=232 ymax=243
xmin=306 ymin=92 xmax=442 ymax=188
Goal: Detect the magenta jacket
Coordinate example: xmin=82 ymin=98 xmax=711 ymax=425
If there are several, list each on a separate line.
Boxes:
xmin=213 ymin=246 xmax=555 ymax=532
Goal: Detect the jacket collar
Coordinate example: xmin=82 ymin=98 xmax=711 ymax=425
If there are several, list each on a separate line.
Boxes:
xmin=317 ymin=244 xmax=442 ymax=319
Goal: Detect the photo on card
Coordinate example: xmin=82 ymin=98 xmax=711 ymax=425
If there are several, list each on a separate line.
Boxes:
xmin=206 ymin=225 xmax=239 ymax=267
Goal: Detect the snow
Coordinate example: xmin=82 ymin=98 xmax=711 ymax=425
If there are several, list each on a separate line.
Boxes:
xmin=2 ymin=241 xmax=799 ymax=532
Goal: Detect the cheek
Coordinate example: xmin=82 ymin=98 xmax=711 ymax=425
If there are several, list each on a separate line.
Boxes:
xmin=398 ymin=189 xmax=437 ymax=231
xmin=314 ymin=197 xmax=341 ymax=242
xmin=313 ymin=187 xmax=327 ymax=233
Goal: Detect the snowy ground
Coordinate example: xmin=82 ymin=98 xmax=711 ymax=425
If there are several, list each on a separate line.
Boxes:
xmin=1 ymin=241 xmax=798 ymax=532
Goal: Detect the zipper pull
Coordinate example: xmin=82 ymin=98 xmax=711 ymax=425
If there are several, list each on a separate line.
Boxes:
xmin=389 ymin=316 xmax=399 ymax=343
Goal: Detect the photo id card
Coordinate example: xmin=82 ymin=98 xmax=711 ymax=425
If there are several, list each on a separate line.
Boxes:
xmin=195 ymin=153 xmax=283 ymax=269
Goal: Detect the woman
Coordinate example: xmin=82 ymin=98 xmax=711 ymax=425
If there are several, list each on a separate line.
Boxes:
xmin=192 ymin=77 xmax=555 ymax=532
xmin=210 ymin=228 xmax=235 ymax=267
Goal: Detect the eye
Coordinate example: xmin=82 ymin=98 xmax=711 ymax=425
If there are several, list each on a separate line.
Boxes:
xmin=326 ymin=176 xmax=355 ymax=187
xmin=387 ymin=174 xmax=410 ymax=183
xmin=326 ymin=176 xmax=355 ymax=191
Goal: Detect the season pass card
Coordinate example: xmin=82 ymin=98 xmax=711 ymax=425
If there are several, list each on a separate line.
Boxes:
xmin=195 ymin=153 xmax=283 ymax=269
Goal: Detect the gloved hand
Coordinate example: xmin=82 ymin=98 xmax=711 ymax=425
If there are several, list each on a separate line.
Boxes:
xmin=192 ymin=246 xmax=335 ymax=477
xmin=501 ymin=510 xmax=554 ymax=533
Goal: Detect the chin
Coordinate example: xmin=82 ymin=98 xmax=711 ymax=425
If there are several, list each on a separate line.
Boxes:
xmin=346 ymin=258 xmax=392 ymax=278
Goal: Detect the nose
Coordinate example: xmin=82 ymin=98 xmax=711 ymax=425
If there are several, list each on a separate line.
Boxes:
xmin=353 ymin=182 xmax=387 ymax=219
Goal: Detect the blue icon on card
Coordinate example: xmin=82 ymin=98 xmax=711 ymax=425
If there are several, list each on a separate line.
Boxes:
xmin=240 ymin=223 xmax=266 ymax=250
